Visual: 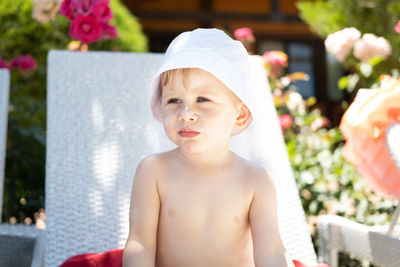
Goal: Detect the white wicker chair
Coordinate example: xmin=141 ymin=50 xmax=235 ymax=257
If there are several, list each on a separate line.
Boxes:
xmin=46 ymin=50 xmax=317 ymax=266
xmin=0 ymin=69 xmax=9 ymax=219
xmin=45 ymin=50 xmax=400 ymax=267
xmin=0 ymin=69 xmax=45 ymax=267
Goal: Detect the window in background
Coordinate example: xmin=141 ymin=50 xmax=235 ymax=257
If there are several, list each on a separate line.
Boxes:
xmin=258 ymin=40 xmax=316 ymax=99
xmin=326 ymin=52 xmax=344 ymax=102
xmin=287 ymin=42 xmax=315 ymax=99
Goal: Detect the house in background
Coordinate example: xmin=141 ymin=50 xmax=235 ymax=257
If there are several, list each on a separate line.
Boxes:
xmin=122 ymin=0 xmax=345 ymax=125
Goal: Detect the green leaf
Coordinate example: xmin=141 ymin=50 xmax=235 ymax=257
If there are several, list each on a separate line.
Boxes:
xmin=368 ymin=56 xmax=383 ymax=67
xmin=338 ymin=76 xmax=349 ymax=90
xmin=297 ymin=0 xmax=345 ymax=38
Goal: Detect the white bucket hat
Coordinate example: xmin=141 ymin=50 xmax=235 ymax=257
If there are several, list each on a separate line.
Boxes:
xmin=150 ymin=28 xmax=253 ymax=134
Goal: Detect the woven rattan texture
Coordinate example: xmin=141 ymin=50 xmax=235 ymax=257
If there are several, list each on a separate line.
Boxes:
xmin=0 ymin=69 xmax=9 ymax=220
xmin=46 ymin=51 xmax=317 ymax=266
xmin=318 ymin=215 xmax=400 ymax=267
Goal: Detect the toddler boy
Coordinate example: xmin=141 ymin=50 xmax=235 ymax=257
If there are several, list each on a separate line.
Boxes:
xmin=123 ymin=28 xmax=295 ymax=267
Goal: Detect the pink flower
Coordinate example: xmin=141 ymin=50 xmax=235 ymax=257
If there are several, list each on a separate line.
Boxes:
xmin=310 ymin=117 xmax=331 ymax=132
xmin=279 ymin=114 xmax=293 ymax=130
xmin=234 ymin=27 xmax=254 ymax=40
xmin=353 ymin=33 xmax=391 ymax=63
xmin=60 ymin=0 xmax=78 ymax=20
xmin=395 ymin=20 xmax=400 ymax=33
xmin=69 ymin=15 xmax=102 ymax=44
xmin=263 ymin=51 xmax=288 ymax=79
xmin=92 ymin=1 xmax=113 ymax=22
xmin=262 ymin=51 xmax=288 ymax=67
xmin=77 ymin=0 xmax=95 ymax=16
xmin=9 ymin=55 xmax=38 ymax=72
xmin=101 ymin=23 xmax=117 ymax=39
xmin=324 ymin=27 xmax=361 ymax=62
xmin=0 ymin=58 xmax=9 ymax=70
xmin=61 ymin=0 xmax=116 ymax=44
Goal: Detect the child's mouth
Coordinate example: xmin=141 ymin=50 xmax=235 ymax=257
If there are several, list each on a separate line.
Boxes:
xmin=178 ymin=130 xmax=200 ymax=138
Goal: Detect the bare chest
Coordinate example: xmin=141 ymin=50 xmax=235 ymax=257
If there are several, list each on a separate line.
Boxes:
xmin=157 ymin=171 xmax=253 ymax=234
xmin=154 ymin=160 xmax=256 ymax=267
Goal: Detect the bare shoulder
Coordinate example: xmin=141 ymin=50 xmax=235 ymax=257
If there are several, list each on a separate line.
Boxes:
xmin=135 ymin=151 xmax=172 ymax=174
xmin=235 ymin=155 xmax=274 ymax=188
xmin=133 ymin=151 xmax=175 ymax=200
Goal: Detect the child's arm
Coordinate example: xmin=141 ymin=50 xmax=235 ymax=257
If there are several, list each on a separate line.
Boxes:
xmin=123 ymin=157 xmax=160 ymax=267
xmin=249 ymin=168 xmax=295 ymax=267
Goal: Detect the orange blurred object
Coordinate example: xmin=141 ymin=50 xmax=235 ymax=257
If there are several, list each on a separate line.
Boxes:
xmin=286 ymin=72 xmax=310 ymax=82
xmin=340 ymin=75 xmax=400 ymax=200
xmin=67 ymin=40 xmax=88 ymax=52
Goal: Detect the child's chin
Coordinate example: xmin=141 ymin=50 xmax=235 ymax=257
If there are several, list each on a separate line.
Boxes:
xmin=176 ymin=143 xmax=207 ymax=154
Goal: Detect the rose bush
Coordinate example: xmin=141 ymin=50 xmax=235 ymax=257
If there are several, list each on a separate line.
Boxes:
xmin=60 ymin=0 xmax=117 ymax=44
xmin=298 ymin=0 xmax=400 ymax=97
xmin=233 ymin=27 xmax=256 ymax=54
xmin=323 ymin=27 xmax=394 ymax=94
xmin=324 ymin=27 xmax=361 ymax=63
xmin=297 ymin=2 xmax=400 ymax=265
xmin=69 ymin=15 xmax=103 ymax=44
xmin=9 ymin=55 xmax=38 ymax=73
xmin=0 ymin=0 xmax=147 ymax=224
xmin=353 ymin=34 xmax=392 ymax=63
xmin=272 ymin=56 xmax=397 ymax=267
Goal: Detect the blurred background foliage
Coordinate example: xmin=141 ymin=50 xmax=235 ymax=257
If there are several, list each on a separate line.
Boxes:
xmin=265 ymin=49 xmax=397 ymax=265
xmin=294 ymin=1 xmax=399 ymax=265
xmin=0 ymin=0 xmax=148 ymax=223
xmin=267 ymin=57 xmax=397 ymax=230
xmin=297 ymin=0 xmax=400 ymax=94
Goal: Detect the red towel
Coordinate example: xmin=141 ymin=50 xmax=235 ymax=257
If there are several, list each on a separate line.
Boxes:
xmin=293 ymin=259 xmax=330 ymax=267
xmin=60 ymin=248 xmax=330 ymax=267
xmin=59 ymin=249 xmax=123 ymax=267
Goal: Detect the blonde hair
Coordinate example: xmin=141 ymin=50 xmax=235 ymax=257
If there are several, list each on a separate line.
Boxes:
xmin=158 ymin=68 xmax=242 ymax=106
xmin=159 ymin=68 xmax=192 ymax=97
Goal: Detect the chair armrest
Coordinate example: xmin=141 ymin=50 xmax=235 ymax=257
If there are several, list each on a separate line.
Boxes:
xmin=317 ymin=215 xmax=400 ymax=267
xmin=0 ymin=223 xmax=45 ymax=267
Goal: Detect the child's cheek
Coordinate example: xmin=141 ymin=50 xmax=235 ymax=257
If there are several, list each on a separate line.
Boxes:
xmin=162 ymin=117 xmax=176 ymax=143
xmin=162 ymin=113 xmax=176 ymax=133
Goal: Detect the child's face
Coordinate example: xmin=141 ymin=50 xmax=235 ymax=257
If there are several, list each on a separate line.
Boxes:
xmin=159 ymin=68 xmax=242 ymax=153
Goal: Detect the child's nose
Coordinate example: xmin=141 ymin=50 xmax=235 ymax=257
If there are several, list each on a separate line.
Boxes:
xmin=179 ymin=106 xmax=197 ymax=122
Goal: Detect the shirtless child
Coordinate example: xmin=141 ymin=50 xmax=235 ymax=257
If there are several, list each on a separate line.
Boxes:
xmin=123 ymin=28 xmax=295 ymax=267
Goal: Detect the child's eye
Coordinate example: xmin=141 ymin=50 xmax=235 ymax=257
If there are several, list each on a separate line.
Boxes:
xmin=167 ymin=98 xmax=181 ymax=104
xmin=197 ymin=97 xmax=209 ymax=102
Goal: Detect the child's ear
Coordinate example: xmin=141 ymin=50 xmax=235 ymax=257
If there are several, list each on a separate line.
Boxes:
xmin=232 ymin=103 xmax=251 ymax=135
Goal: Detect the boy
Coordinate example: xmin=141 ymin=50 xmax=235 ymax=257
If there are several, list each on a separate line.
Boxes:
xmin=123 ymin=28 xmax=295 ymax=267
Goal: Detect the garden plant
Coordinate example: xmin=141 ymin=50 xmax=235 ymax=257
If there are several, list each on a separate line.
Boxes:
xmin=235 ymin=23 xmax=399 ymax=267
xmin=0 ymin=0 xmax=148 ymax=224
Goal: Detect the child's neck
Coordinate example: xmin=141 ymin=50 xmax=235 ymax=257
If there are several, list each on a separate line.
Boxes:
xmin=174 ymin=147 xmax=236 ymax=170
